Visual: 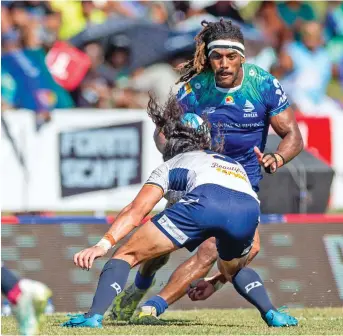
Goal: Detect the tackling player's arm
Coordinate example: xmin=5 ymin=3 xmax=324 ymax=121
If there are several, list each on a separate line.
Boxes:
xmin=104 ymin=184 xmax=163 ymax=246
xmin=73 ymin=185 xmax=163 ymax=270
xmin=74 ymin=163 xmax=169 ymax=270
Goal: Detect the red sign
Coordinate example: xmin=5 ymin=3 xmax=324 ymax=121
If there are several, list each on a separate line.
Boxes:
xmin=296 ymin=116 xmax=332 ymax=165
xmin=46 ymin=41 xmax=91 ymax=91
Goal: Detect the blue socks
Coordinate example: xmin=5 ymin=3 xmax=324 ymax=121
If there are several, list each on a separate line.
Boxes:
xmin=1 ymin=266 xmax=19 ymax=295
xmin=86 ymin=259 xmax=130 ymax=317
xmin=232 ymin=267 xmax=275 ymax=315
xmin=142 ymin=295 xmax=168 ymax=316
xmin=135 ymin=271 xmax=155 ymax=290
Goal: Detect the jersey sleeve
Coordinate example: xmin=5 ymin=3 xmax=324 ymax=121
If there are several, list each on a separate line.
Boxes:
xmin=145 ymin=163 xmax=169 ymax=195
xmin=176 ymin=82 xmax=198 ymax=114
xmin=265 ymin=75 xmax=290 ymax=117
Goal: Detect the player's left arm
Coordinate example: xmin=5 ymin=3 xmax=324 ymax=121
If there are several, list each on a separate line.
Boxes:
xmin=258 ymin=107 xmax=304 ymax=172
xmin=255 ymin=76 xmax=304 ymax=173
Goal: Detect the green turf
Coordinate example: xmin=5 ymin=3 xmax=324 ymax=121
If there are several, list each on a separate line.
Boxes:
xmin=2 ymin=308 xmax=343 ymax=335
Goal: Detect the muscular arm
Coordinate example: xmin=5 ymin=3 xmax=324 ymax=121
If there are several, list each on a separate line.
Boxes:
xmin=106 ymin=185 xmax=163 ymax=244
xmin=270 ymin=106 xmax=303 ymax=164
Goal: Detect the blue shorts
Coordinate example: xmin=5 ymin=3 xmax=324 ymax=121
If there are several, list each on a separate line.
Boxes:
xmin=152 ymin=184 xmax=260 ymax=261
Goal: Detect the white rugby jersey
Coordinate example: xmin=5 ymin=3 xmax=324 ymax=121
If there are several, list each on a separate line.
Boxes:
xmin=146 ymin=150 xmax=259 ymax=204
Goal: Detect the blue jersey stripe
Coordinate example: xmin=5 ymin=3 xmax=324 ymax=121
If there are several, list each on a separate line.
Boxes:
xmin=169 ymin=168 xmax=189 ymax=191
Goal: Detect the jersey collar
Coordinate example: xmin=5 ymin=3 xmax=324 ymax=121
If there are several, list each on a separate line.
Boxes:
xmin=214 ymin=64 xmax=245 ymax=93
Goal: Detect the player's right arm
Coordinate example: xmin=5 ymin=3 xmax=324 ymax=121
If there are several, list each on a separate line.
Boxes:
xmin=74 ymin=163 xmax=169 ymax=269
xmin=104 ymin=185 xmax=163 ymax=246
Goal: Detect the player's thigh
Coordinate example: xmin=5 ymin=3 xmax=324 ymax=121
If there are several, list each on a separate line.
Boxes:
xmin=195 ymin=237 xmax=218 ymax=267
xmin=113 ymin=220 xmax=178 ymax=267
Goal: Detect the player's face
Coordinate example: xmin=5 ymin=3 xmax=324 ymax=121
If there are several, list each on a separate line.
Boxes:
xmin=209 ymin=49 xmax=243 ymax=88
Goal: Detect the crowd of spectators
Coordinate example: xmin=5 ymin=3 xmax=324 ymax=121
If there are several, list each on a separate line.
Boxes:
xmin=1 ymin=1 xmax=342 ymax=119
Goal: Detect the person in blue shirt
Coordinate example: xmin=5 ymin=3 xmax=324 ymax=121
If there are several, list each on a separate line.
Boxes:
xmin=275 ymin=21 xmax=342 ymax=116
xmin=115 ymin=19 xmax=303 ymax=326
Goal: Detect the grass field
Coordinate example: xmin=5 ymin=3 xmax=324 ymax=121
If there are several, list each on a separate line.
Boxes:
xmin=2 ymin=308 xmax=343 ymax=335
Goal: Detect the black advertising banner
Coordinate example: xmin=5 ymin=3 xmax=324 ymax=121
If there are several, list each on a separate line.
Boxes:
xmin=59 ymin=122 xmax=142 ymax=197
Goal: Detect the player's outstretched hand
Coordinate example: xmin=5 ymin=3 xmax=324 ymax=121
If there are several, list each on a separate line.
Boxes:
xmin=254 ymin=146 xmax=277 ymax=173
xmin=188 ymin=279 xmax=215 ymax=301
xmin=74 ymin=246 xmax=107 ymax=270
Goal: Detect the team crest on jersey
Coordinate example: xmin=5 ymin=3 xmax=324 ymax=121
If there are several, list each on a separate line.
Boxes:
xmin=225 ymin=96 xmax=234 ymax=104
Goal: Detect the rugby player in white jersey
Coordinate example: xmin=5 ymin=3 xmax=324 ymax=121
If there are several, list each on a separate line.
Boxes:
xmin=62 ymin=94 xmax=297 ymax=329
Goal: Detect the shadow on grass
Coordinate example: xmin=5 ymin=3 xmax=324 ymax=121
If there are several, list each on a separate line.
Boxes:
xmin=107 ymin=318 xmax=254 ymax=328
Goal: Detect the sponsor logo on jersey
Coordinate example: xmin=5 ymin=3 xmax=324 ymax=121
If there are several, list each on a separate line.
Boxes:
xmin=225 ymin=96 xmax=234 ymax=104
xmin=249 ymin=69 xmax=256 ymax=77
xmin=203 ymin=106 xmax=216 ymax=114
xmin=243 ymin=100 xmax=258 ymax=118
xmin=213 ymin=121 xmax=264 ymax=129
xmin=158 ymin=215 xmax=189 ymax=244
xmin=179 ymin=198 xmax=199 ymax=205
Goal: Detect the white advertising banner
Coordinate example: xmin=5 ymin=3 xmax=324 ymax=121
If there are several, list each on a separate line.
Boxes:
xmin=2 ymin=110 xmax=343 ymax=211
xmin=1 ymin=110 xmax=165 ymax=211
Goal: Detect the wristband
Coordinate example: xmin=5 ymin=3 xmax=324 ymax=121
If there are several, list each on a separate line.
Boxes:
xmin=95 ymin=238 xmax=112 ymax=251
xmin=275 ymin=153 xmax=286 ymax=167
xmin=96 ymin=233 xmax=116 ymax=251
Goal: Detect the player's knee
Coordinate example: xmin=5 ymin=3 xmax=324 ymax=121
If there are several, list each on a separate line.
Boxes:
xmin=140 ymin=254 xmax=170 ymax=275
xmin=113 ymin=247 xmax=142 ymax=268
xmin=196 ymin=238 xmax=217 ymax=268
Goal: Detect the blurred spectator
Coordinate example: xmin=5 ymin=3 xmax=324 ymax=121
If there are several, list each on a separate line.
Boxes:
xmin=1 ymin=2 xmax=73 ymax=130
xmin=76 ymin=42 xmax=113 ymax=108
xmin=50 ymin=0 xmax=107 ymax=40
xmin=277 ymin=1 xmax=316 ymax=30
xmin=1 ymin=0 xmax=341 ymax=113
xmin=256 ymin=1 xmax=292 ymax=46
xmin=108 ymin=1 xmax=175 ymax=26
xmin=274 ymin=21 xmax=341 ymax=116
xmin=325 ymin=2 xmax=343 ymax=39
xmin=129 ymin=63 xmax=180 ymax=103
xmin=6 ymin=1 xmax=61 ymax=48
xmin=203 ymin=1 xmax=245 ymax=23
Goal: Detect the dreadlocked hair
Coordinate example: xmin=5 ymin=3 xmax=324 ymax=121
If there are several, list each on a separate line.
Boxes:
xmin=177 ymin=18 xmax=244 ymax=84
xmin=147 ymin=93 xmax=217 ymax=161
